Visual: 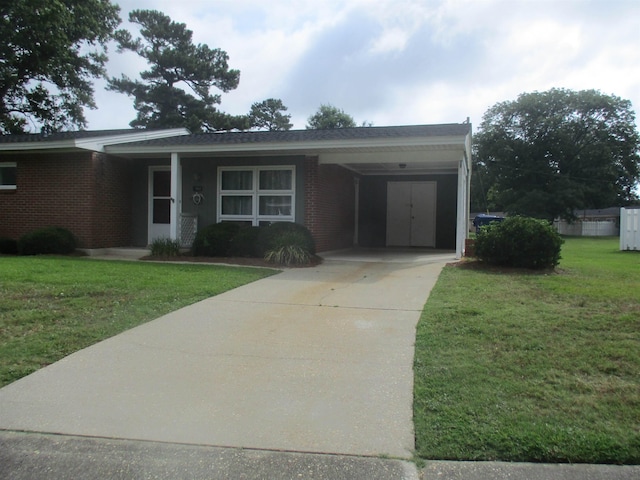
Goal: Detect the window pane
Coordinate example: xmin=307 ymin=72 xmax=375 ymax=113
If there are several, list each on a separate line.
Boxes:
xmin=259 ymin=196 xmax=292 ymax=216
xmin=260 ymin=170 xmax=292 ymax=190
xmin=0 ymin=165 xmax=17 ymax=186
xmin=222 ymin=170 xmax=253 ymax=190
xmin=153 ymin=170 xmax=171 ymax=197
xmin=153 ymin=199 xmax=171 ymax=224
xmin=221 ymin=196 xmax=252 ymax=215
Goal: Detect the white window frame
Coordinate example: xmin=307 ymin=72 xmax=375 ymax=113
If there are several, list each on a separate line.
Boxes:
xmin=0 ymin=162 xmax=17 ymax=190
xmin=217 ymin=166 xmax=295 ymax=225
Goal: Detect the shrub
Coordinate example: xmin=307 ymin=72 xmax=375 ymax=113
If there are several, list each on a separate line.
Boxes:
xmin=192 ymin=222 xmax=241 ymax=257
xmin=475 ymin=216 xmax=564 ymax=269
xmin=259 ymin=222 xmax=315 ymax=266
xmin=18 ymin=227 xmax=77 ymax=256
xmin=258 ymin=222 xmax=315 ymax=255
xmin=228 ymin=226 xmax=262 ymax=257
xmin=150 ymin=237 xmax=181 ymax=257
xmin=0 ymin=237 xmax=18 ymax=255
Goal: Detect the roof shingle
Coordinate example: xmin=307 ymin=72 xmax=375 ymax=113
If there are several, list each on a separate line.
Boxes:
xmin=118 ymin=123 xmax=471 ymax=147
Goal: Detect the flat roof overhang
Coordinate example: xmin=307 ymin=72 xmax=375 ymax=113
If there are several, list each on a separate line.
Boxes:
xmin=105 ymin=133 xmax=470 ymax=175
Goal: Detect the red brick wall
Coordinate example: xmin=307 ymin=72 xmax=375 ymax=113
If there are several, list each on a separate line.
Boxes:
xmin=0 ymin=152 xmax=132 ymax=248
xmin=304 ymin=157 xmax=356 ymax=252
xmin=89 ymin=152 xmax=132 ymax=248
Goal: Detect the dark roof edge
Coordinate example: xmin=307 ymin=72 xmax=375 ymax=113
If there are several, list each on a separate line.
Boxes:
xmin=0 ymin=123 xmax=471 ymax=151
xmin=110 ymin=122 xmax=472 ymax=149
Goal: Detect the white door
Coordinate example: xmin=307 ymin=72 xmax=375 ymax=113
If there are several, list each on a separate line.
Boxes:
xmin=386 ymin=181 xmax=436 ymax=247
xmin=148 ymin=167 xmax=171 ymax=243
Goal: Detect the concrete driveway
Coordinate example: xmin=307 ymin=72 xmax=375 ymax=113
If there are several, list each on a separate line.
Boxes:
xmin=0 ymin=249 xmax=454 ymax=459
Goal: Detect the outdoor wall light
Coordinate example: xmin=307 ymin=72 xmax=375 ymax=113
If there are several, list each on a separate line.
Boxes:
xmin=399 ymin=163 xmax=407 ymax=169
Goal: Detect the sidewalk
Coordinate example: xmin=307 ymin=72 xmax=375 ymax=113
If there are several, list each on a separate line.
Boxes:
xmin=2 ymin=431 xmax=638 ymax=480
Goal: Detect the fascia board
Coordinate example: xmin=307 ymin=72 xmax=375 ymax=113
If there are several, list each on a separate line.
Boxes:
xmin=0 ymin=128 xmax=189 ymax=153
xmin=0 ymin=139 xmax=78 ymax=152
xmin=75 ymin=128 xmax=189 ymax=151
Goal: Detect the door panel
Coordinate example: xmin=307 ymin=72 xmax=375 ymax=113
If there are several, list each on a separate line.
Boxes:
xmin=410 ymin=182 xmax=437 ymax=247
xmin=149 ymin=168 xmax=171 ymax=243
xmin=386 ymin=182 xmax=412 ymax=246
xmin=386 ymin=181 xmax=436 ymax=247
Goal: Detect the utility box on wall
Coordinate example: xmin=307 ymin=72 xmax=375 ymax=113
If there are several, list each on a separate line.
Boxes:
xmin=620 ymin=207 xmax=640 ymax=251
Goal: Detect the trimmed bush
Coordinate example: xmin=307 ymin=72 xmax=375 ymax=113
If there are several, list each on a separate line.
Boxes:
xmin=0 ymin=237 xmax=18 ymax=255
xmin=18 ymin=227 xmax=77 ymax=256
xmin=192 ymin=222 xmax=241 ymax=257
xmin=228 ymin=226 xmax=262 ymax=257
xmin=150 ymin=237 xmax=181 ymax=257
xmin=475 ymin=216 xmax=564 ymax=269
xmin=258 ymin=222 xmax=316 ymax=266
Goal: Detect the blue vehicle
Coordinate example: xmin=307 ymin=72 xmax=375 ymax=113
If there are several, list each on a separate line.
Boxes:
xmin=473 ymin=214 xmax=504 ymax=233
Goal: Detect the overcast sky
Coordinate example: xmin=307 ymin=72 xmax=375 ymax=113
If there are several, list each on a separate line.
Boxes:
xmin=85 ymin=0 xmax=640 ymax=132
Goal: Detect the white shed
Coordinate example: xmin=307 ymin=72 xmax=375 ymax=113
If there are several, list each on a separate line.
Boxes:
xmin=620 ymin=207 xmax=640 ymax=251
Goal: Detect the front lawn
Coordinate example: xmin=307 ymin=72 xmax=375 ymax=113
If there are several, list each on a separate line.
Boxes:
xmin=0 ymin=257 xmax=277 ymax=387
xmin=414 ymin=236 xmax=640 ymax=464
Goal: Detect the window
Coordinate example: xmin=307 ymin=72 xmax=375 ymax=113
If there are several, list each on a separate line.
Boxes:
xmin=218 ymin=166 xmax=295 ymax=225
xmin=0 ymin=162 xmax=17 ymax=190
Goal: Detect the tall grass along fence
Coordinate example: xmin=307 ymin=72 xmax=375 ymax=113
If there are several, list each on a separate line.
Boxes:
xmin=620 ymin=207 xmax=640 ymax=251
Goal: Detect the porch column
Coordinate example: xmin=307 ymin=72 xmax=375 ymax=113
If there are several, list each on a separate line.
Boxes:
xmin=455 ymin=156 xmax=469 ymax=259
xmin=353 ymin=177 xmax=360 ymax=246
xmin=170 ymin=152 xmax=181 ymax=241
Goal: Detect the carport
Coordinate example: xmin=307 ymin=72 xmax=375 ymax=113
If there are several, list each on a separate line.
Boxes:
xmin=315 ymin=123 xmax=472 ymax=257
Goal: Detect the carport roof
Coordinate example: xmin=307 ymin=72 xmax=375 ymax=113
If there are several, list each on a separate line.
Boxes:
xmin=104 ymin=123 xmax=472 ymax=162
xmin=0 ymin=124 xmax=472 ymax=174
xmin=112 ymin=123 xmax=470 ymax=147
xmin=0 ymin=124 xmax=470 ymax=149
xmin=0 ymin=123 xmax=470 ymax=150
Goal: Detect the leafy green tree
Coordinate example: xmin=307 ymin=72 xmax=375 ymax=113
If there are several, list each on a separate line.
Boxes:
xmin=108 ymin=9 xmax=247 ymax=133
xmin=0 ymin=0 xmax=121 ymax=133
xmin=470 ymin=155 xmax=501 ymax=213
xmin=249 ymin=98 xmax=292 ymax=131
xmin=474 ymin=88 xmax=640 ymax=220
xmin=306 ymin=104 xmax=357 ymax=129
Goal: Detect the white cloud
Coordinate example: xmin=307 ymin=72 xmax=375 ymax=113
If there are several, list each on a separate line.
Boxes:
xmin=84 ymin=0 xmax=640 ymax=131
xmin=369 ymin=28 xmax=411 ymax=54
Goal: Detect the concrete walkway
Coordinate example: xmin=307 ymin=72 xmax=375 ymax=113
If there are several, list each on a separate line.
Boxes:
xmin=0 ymin=249 xmax=453 ymax=478
xmin=2 ymin=249 xmax=638 ymax=479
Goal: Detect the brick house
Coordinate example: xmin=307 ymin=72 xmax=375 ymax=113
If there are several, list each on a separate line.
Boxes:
xmin=0 ymin=123 xmax=472 ymax=257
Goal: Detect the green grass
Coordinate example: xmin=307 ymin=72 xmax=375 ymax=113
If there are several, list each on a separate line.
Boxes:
xmin=414 ymin=236 xmax=640 ymax=464
xmin=0 ymin=256 xmax=277 ymax=387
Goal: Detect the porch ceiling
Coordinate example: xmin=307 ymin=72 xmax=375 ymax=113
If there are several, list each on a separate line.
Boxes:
xmin=318 ymin=144 xmax=464 ymax=175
